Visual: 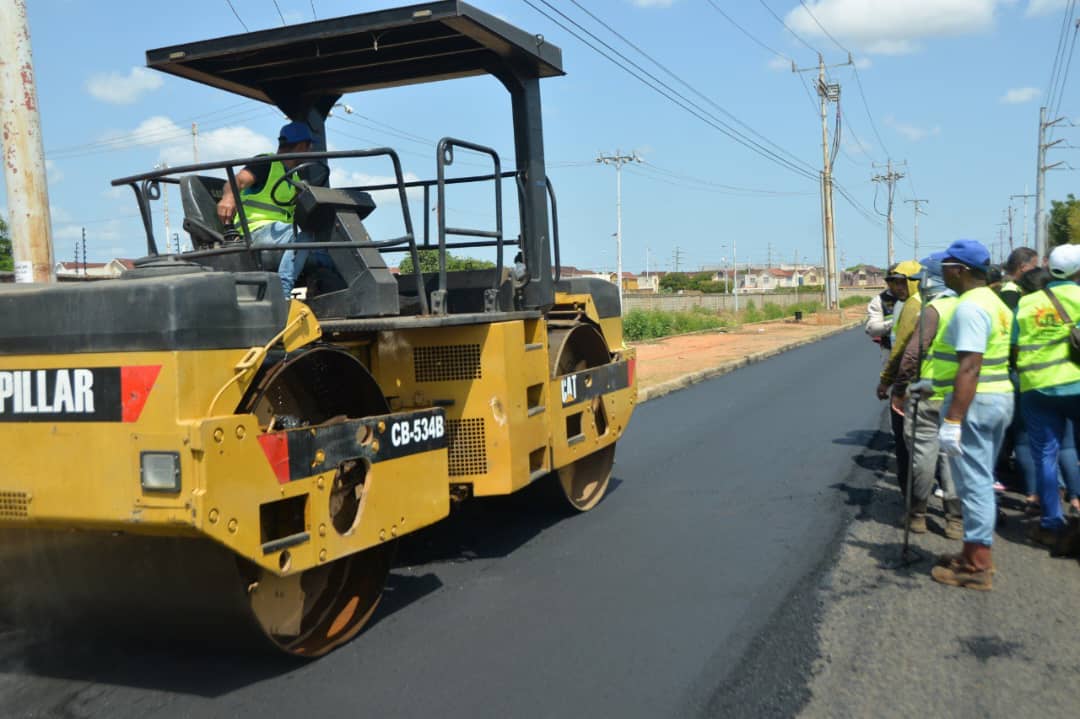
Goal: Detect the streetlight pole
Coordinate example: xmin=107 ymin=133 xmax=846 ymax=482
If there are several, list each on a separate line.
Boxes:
xmin=597 ymin=150 xmax=641 ymax=313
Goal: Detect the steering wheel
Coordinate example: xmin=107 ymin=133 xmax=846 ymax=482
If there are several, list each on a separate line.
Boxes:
xmin=269 ymin=161 xmax=322 ymax=206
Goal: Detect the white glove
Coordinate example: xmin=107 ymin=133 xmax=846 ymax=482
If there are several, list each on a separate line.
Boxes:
xmin=908 ymin=379 xmax=933 ymax=401
xmin=938 ymin=419 xmax=963 ymax=457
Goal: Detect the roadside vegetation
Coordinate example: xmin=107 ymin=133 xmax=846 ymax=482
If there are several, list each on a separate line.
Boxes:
xmin=625 ymin=298 xmax=831 ymax=341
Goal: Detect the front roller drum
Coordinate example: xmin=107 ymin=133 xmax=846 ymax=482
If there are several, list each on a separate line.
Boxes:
xmin=547 ymin=325 xmax=617 ymax=512
xmin=0 ymin=347 xmax=396 ymax=657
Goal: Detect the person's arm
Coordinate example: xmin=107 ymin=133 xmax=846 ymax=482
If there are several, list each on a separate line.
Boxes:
xmin=216 ymin=168 xmax=257 ymax=225
xmin=894 ymin=306 xmax=940 ymax=390
xmin=865 ymin=295 xmax=893 ymax=338
xmin=877 ymin=296 xmax=920 ymax=393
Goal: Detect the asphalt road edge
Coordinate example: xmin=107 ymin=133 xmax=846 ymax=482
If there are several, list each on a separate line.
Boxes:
xmin=638 ymin=321 xmax=862 ymax=404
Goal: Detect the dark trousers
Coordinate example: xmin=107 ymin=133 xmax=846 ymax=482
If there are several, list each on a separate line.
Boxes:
xmin=891 ymin=406 xmax=910 ymax=494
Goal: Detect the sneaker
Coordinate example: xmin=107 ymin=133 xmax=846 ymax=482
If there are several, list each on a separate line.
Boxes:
xmin=933 ymin=487 xmax=945 ymax=499
xmin=993 ymin=481 xmax=1006 ymax=493
xmin=931 ymin=563 xmax=993 ymax=590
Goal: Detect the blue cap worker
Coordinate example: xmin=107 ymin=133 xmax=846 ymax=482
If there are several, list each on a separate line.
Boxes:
xmin=216 ymin=121 xmax=317 ymax=295
xmin=1014 ymin=243 xmax=1080 ymax=553
xmin=931 ymin=239 xmax=1014 ymax=590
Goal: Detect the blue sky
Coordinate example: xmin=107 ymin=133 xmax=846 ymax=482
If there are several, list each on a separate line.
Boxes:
xmin=4 ymin=0 xmax=1079 ymax=273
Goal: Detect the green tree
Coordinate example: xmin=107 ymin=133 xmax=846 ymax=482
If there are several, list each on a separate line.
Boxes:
xmin=1048 ymin=193 xmax=1080 ymax=248
xmin=398 ymin=249 xmax=495 ymax=274
xmin=659 ymin=272 xmax=692 ymax=292
xmin=0 ymin=214 xmax=11 ymax=272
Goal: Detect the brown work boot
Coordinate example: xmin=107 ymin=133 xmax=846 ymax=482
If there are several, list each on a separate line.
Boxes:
xmin=944 ymin=515 xmax=964 ymax=540
xmin=931 ymin=543 xmax=994 ymax=590
xmin=936 ymin=552 xmax=996 ymax=575
xmin=905 ymin=499 xmax=928 ymax=534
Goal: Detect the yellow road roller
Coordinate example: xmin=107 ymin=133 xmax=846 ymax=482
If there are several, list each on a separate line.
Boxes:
xmin=0 ymin=2 xmax=636 ymax=656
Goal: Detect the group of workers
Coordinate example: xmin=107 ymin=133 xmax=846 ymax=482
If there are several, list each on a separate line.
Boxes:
xmin=867 ymin=239 xmax=1080 ymax=591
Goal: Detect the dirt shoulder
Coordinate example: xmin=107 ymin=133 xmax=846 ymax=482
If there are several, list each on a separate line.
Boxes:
xmin=633 ymin=315 xmax=862 ymax=403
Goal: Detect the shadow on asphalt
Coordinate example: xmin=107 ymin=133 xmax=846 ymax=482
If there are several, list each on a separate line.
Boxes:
xmin=0 ymin=475 xmax=623 ymax=699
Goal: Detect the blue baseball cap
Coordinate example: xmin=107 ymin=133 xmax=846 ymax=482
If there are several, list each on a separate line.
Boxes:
xmin=278 ymin=121 xmax=313 ymax=144
xmin=911 ymin=251 xmax=947 ymax=281
xmin=942 ymin=239 xmax=991 ymax=272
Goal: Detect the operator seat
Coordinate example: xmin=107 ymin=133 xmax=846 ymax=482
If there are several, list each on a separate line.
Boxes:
xmin=179 ymin=175 xmax=228 ymax=248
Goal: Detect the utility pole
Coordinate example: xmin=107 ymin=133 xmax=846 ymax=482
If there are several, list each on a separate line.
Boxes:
xmin=871 ymin=159 xmax=906 ymax=267
xmin=672 ymin=246 xmax=684 ymax=273
xmin=1035 ymin=106 xmax=1066 ymax=259
xmin=0 ymin=0 xmax=55 ymax=283
xmin=1011 ymin=191 xmax=1036 ymax=248
xmin=793 ymin=248 xmax=799 ymax=303
xmin=597 ymin=150 xmax=641 ymax=312
xmin=904 ymin=198 xmax=929 ymax=259
xmin=767 ymin=242 xmax=773 ymax=268
xmin=192 ymin=122 xmax=200 ymax=163
xmin=1007 ymin=204 xmax=1014 ymax=252
xmin=155 ymin=162 xmax=172 ymax=254
xmin=794 ymin=53 xmax=851 ymax=310
xmin=732 ymin=236 xmax=739 ymax=313
xmin=80 ymin=227 xmax=86 ymax=276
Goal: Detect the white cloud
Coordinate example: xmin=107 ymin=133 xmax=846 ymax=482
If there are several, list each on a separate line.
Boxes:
xmin=101 ymin=116 xmax=272 ymax=168
xmin=786 ymin=0 xmax=1005 ymax=55
xmin=85 ymin=67 xmax=163 ymax=104
xmin=45 ymin=159 xmax=63 ymax=185
xmin=767 ymin=55 xmax=792 ymax=71
xmin=1000 ymin=86 xmax=1041 ymax=104
xmin=854 ymin=56 xmax=873 ymax=69
xmin=329 ymin=167 xmax=423 ymax=204
xmin=631 ymin=0 xmax=676 ymax=7
xmin=885 ymin=115 xmax=941 ymax=141
xmin=1026 ymin=0 xmax=1069 ymax=17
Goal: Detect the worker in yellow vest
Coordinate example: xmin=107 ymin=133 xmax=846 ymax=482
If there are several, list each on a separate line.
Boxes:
xmin=1014 ymin=243 xmax=1080 ymax=552
xmin=216 ymin=121 xmax=319 ymax=296
xmin=930 ymin=240 xmax=1014 ymax=591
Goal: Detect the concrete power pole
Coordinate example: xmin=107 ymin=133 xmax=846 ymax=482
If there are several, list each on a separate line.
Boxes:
xmin=871 ymin=159 xmax=906 ymax=267
xmin=192 ymin=122 xmax=199 ymax=163
xmin=904 ymin=198 xmax=929 ymax=259
xmin=597 ymin=150 xmax=641 ymax=312
xmin=1007 ymin=204 xmax=1014 ymax=253
xmin=1035 ymin=106 xmax=1066 ymax=259
xmin=1011 ymin=191 xmax=1035 ymax=248
xmin=794 ymin=53 xmax=850 ymax=310
xmin=0 ymin=0 xmax=55 ymax=283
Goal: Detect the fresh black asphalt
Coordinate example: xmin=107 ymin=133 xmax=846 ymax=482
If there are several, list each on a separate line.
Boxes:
xmin=0 ymin=328 xmax=886 ymax=718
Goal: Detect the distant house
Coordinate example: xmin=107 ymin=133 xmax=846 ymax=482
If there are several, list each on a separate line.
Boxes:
xmin=54 ymin=258 xmax=136 ymax=281
xmin=842 ymin=264 xmax=885 ymax=287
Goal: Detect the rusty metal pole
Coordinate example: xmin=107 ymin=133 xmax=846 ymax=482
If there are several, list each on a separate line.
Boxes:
xmin=0 ymin=0 xmax=55 ymax=283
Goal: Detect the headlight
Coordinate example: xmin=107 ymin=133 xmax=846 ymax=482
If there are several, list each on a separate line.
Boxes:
xmin=140 ymin=452 xmax=181 ymax=492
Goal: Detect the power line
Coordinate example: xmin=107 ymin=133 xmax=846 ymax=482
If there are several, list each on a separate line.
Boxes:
xmin=703 ymin=0 xmax=790 ymax=61
xmin=757 ymin=0 xmax=819 ymax=55
xmin=224 ymin=0 xmax=249 ymax=31
xmin=564 ymin=0 xmax=818 ymax=178
xmin=519 ymin=0 xmax=820 ymax=183
xmin=271 ymin=0 xmax=287 ymax=26
xmin=1052 ymin=18 xmax=1080 ymax=122
xmin=1046 ymin=0 xmax=1076 ymax=112
xmin=634 ymin=161 xmax=815 ymax=196
xmin=310 ymin=1 xmax=317 ymax=20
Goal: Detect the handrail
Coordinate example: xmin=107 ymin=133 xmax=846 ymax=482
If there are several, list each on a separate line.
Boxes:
xmin=435 ymin=138 xmax=505 ymax=312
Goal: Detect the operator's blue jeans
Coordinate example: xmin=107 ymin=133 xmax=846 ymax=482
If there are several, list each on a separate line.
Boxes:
xmin=251 ymin=221 xmax=310 ymax=296
xmin=1021 ymin=390 xmax=1080 ymax=531
xmin=942 ymin=392 xmax=1013 ymax=546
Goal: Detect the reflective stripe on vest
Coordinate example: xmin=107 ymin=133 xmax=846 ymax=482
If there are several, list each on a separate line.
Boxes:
xmin=920 ymin=296 xmax=960 ymax=400
xmin=1015 ymin=284 xmax=1080 ymax=392
xmin=930 ymin=287 xmax=1014 ymax=395
xmin=237 ymin=158 xmax=296 ymax=231
xmin=1001 ymin=280 xmax=1021 ymax=295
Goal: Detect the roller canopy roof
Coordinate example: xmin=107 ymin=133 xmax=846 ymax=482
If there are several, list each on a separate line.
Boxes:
xmin=145 ymin=1 xmax=564 ymax=103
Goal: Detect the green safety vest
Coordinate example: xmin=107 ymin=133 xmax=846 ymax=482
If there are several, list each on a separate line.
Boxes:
xmin=236 ymin=158 xmax=296 ymax=232
xmin=928 ymin=286 xmax=1013 ymax=396
xmin=1015 ymin=283 xmax=1080 ymax=392
xmin=919 ymin=295 xmax=960 ymax=401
